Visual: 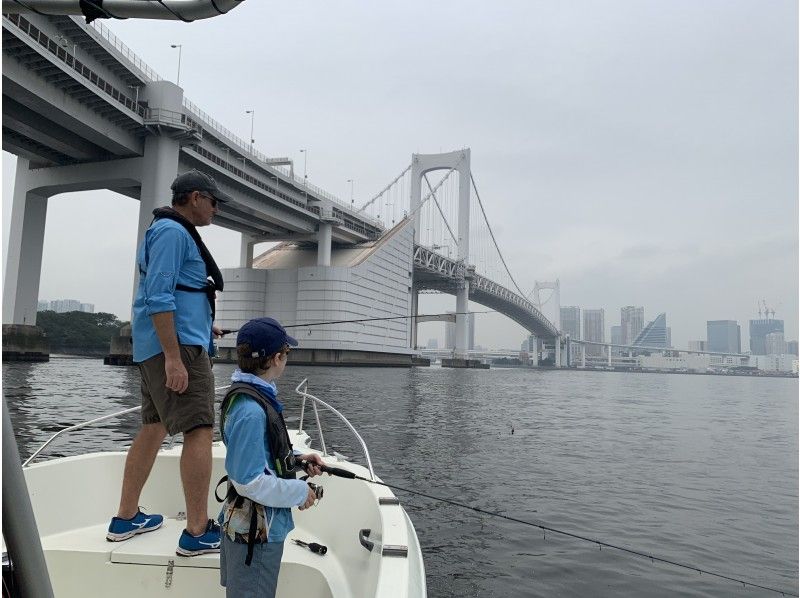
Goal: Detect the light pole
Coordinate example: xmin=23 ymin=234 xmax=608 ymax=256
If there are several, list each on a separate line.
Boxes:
xmin=299 ymin=149 xmax=308 ymax=201
xmin=245 ymin=109 xmax=255 ymax=154
xmin=170 ymin=44 xmax=182 ymax=86
xmin=347 ymin=179 xmax=354 ymax=208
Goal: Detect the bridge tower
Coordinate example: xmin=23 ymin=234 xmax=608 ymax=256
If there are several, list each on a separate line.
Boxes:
xmin=410 ymin=149 xmax=471 ymax=358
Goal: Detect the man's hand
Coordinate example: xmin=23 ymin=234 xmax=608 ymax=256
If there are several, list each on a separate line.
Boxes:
xmin=299 ymin=484 xmax=317 ymax=510
xmin=165 ymin=354 xmax=189 ymax=394
xmin=212 ymin=325 xmax=225 ymax=339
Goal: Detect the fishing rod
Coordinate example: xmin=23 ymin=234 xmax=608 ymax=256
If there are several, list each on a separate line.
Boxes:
xmin=218 ymin=310 xmax=497 ymax=335
xmin=298 ymin=461 xmax=797 ymax=597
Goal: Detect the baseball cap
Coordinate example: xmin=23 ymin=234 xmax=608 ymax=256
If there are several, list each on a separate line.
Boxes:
xmin=171 ymin=169 xmax=232 ymax=203
xmin=237 ymin=317 xmax=299 ymax=357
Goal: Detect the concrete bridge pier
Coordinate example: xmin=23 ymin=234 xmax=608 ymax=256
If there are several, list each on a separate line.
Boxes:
xmin=2 ymin=158 xmax=50 ymax=361
xmin=317 ymin=222 xmax=332 ymax=266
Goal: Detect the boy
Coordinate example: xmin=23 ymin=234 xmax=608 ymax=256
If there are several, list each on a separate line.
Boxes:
xmin=218 ymin=317 xmax=324 ymax=598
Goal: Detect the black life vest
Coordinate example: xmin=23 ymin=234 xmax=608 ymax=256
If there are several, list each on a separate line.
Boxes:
xmin=217 ymin=382 xmax=297 ymax=565
xmin=142 ymin=207 xmax=224 ymax=320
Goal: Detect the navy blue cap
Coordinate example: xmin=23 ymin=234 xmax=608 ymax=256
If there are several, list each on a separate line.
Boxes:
xmin=237 ymin=317 xmax=298 ymax=357
xmin=171 ymin=169 xmax=232 ymax=203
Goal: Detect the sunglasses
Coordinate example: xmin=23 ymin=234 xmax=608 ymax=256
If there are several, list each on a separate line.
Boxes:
xmin=198 ymin=192 xmax=218 ymax=208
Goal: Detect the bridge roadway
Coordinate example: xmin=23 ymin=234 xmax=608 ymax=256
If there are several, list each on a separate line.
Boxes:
xmin=2 ymin=11 xmax=560 ymax=351
xmin=412 ymin=244 xmax=558 ymax=339
xmin=2 ymin=12 xmax=382 ymax=244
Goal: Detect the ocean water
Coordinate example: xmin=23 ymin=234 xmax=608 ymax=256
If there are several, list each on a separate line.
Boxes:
xmin=4 ymin=357 xmax=798 ymax=597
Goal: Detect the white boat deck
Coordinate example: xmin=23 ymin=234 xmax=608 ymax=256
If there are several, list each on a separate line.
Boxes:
xmin=21 ymin=435 xmax=425 ymax=598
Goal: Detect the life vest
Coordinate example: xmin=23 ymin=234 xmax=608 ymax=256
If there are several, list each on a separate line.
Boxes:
xmin=216 ymin=382 xmax=297 ymax=565
xmin=142 ymin=207 xmax=224 ymax=320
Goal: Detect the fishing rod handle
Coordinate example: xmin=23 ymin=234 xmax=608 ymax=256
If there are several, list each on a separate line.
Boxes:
xmin=297 ymin=460 xmax=356 ymax=479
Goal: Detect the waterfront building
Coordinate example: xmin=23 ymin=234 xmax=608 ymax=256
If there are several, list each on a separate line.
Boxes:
xmin=751 ymin=354 xmax=797 ymax=373
xmin=583 ymin=309 xmax=604 ymax=356
xmin=620 ymin=306 xmax=644 ymax=345
xmin=707 ymin=320 xmax=741 ymax=354
xmin=632 ymin=313 xmax=669 ymax=349
xmin=560 ymin=306 xmax=581 ymax=340
xmin=610 ymin=325 xmax=622 ymax=356
xmin=688 ymin=340 xmax=707 ymax=352
xmin=789 ymin=340 xmax=798 ymax=356
xmin=764 ymin=331 xmax=786 ymax=356
xmin=749 ymin=318 xmax=784 ymax=355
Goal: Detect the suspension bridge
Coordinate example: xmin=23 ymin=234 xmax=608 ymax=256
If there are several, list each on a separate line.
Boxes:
xmin=1 ymin=11 xmax=561 ymax=366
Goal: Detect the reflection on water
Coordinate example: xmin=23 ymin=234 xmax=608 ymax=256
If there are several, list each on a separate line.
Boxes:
xmin=4 ymin=358 xmax=798 ymax=597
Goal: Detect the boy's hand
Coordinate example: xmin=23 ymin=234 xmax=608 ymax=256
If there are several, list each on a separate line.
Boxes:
xmin=299 ymin=485 xmax=316 ymax=510
xmin=298 ymin=454 xmax=324 ymax=477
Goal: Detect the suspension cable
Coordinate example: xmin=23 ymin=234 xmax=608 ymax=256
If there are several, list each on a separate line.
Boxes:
xmin=423 ymin=174 xmax=458 ymax=244
xmin=470 ymin=173 xmax=529 ymax=297
xmin=358 ymin=163 xmax=412 ymax=213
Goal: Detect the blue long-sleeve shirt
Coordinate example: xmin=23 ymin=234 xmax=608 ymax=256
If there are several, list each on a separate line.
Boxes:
xmin=131 ymin=218 xmax=213 ymax=362
xmin=218 ymin=371 xmax=309 ymax=542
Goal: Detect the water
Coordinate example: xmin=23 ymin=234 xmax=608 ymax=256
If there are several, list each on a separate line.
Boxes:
xmin=4 ymin=357 xmax=798 ymax=597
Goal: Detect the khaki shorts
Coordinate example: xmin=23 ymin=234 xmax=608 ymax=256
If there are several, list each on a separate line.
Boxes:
xmin=139 ymin=345 xmax=215 ymax=435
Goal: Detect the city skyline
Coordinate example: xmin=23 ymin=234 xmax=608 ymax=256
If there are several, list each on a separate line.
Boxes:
xmin=4 ymin=0 xmax=797 ymax=351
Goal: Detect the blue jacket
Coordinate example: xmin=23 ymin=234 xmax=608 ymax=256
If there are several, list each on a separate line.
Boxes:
xmin=131 ymin=218 xmax=213 ymax=362
xmin=218 ymin=371 xmax=309 ymax=543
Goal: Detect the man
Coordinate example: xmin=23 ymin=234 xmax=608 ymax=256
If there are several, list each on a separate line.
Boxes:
xmin=106 ymin=169 xmax=231 ymax=556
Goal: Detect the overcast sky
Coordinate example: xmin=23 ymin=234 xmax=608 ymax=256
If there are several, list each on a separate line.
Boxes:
xmin=3 ymin=0 xmax=798 ymax=349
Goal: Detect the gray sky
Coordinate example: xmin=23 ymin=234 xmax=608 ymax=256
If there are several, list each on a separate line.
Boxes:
xmin=3 ymin=0 xmax=798 ymax=349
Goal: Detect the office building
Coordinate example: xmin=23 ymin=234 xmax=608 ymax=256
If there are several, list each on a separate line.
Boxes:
xmin=37 ymin=300 xmax=49 ymax=311
xmin=49 ymin=299 xmax=82 ymax=313
xmin=583 ymin=309 xmax=604 ymax=356
xmin=560 ymin=306 xmax=581 ymax=340
xmin=749 ymin=318 xmax=784 ymax=355
xmin=788 ymin=340 xmax=798 ymax=356
xmin=764 ymin=332 xmax=786 ymax=356
xmin=610 ymin=326 xmax=622 ymax=356
xmin=688 ymin=340 xmax=707 ymax=352
xmin=80 ymin=303 xmax=95 ymax=313
xmin=632 ymin=313 xmax=669 ymax=349
xmin=707 ymin=320 xmax=741 ymax=354
xmin=620 ymin=306 xmax=644 ymax=346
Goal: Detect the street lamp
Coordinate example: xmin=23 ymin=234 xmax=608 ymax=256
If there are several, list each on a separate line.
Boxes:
xmin=245 ymin=109 xmax=255 ymax=154
xmin=170 ymin=44 xmax=182 ymax=86
xmin=299 ymin=149 xmax=308 ymax=201
xmin=347 ymin=179 xmax=354 ymax=208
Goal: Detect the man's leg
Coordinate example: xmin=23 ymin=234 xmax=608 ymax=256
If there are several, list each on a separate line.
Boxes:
xmin=117 ymin=422 xmax=168 ymax=518
xmin=181 ymin=425 xmax=213 ymax=536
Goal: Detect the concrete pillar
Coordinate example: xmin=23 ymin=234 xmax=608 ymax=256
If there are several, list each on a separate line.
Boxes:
xmin=555 ymin=336 xmax=561 ymax=367
xmin=608 ymin=345 xmax=612 ymax=366
xmin=581 ymin=344 xmax=586 ymax=368
xmin=454 ymin=283 xmax=469 ymax=357
xmin=3 ymin=159 xmax=49 ymax=326
xmin=317 ymin=223 xmax=332 ymax=266
xmin=240 ymin=234 xmax=255 ymax=268
xmin=410 ymin=283 xmax=419 ymax=350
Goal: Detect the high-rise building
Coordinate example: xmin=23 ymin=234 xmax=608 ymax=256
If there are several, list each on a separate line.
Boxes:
xmin=80 ymin=303 xmax=95 ymax=313
xmin=620 ymin=306 xmax=644 ymax=346
xmin=764 ymin=332 xmax=786 ymax=355
xmin=49 ymin=299 xmax=82 ymax=313
xmin=633 ymin=313 xmax=669 ymax=349
xmin=788 ymin=340 xmax=799 ymax=356
xmin=749 ymin=318 xmax=784 ymax=355
xmin=706 ymin=320 xmax=741 ymax=354
xmin=560 ymin=306 xmax=581 ymax=340
xmin=583 ymin=309 xmax=604 ymax=356
xmin=688 ymin=340 xmax=707 ymax=352
xmin=37 ymin=300 xmax=49 ymax=311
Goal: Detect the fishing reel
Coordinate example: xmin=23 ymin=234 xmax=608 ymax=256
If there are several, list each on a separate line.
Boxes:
xmin=307 ymin=482 xmax=324 ymax=504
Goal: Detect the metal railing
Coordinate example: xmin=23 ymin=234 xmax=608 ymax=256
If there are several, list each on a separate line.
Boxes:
xmin=23 ymin=381 xmax=376 ymax=482
xmin=295 ymin=378 xmax=375 ymax=481
xmin=83 ymin=18 xmax=164 ymax=83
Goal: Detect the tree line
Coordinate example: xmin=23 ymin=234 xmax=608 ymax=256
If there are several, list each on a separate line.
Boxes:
xmin=36 ymin=311 xmax=128 ymax=356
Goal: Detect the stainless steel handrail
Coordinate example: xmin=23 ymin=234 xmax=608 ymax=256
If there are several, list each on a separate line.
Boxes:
xmin=295 ymin=378 xmax=375 ymax=481
xmin=22 ymin=385 xmax=231 ymax=467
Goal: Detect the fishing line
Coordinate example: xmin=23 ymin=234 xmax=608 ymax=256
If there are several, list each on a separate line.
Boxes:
xmin=299 ymin=462 xmax=795 ymax=597
xmin=219 ymin=310 xmax=498 ymax=335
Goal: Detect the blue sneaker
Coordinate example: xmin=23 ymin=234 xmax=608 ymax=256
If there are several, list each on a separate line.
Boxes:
xmin=176 ymin=519 xmax=221 ymax=556
xmin=106 ymin=510 xmax=164 ymax=541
